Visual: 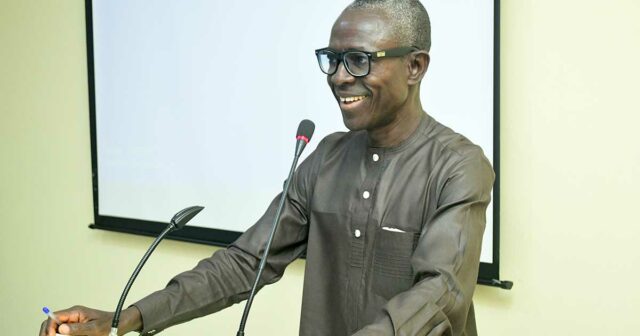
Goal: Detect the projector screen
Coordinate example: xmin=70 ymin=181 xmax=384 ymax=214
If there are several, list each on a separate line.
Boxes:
xmin=87 ymin=0 xmax=503 ymax=285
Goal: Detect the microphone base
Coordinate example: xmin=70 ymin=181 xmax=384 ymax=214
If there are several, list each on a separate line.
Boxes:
xmin=109 ymin=327 xmax=118 ymax=336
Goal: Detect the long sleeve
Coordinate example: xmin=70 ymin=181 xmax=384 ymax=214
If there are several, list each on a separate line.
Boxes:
xmin=353 ymin=152 xmax=495 ymax=336
xmin=132 ymin=142 xmax=324 ymax=335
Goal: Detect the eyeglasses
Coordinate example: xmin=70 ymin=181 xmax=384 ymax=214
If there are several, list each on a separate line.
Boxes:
xmin=315 ymin=46 xmax=417 ymax=77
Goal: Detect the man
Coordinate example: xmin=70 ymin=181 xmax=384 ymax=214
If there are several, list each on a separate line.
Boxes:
xmin=40 ymin=0 xmax=494 ymax=335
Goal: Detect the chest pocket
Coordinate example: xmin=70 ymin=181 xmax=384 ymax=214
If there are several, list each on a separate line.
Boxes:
xmin=371 ymin=228 xmax=420 ymax=300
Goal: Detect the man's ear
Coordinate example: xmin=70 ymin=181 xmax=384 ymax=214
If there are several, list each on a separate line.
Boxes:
xmin=407 ymin=51 xmax=430 ymax=85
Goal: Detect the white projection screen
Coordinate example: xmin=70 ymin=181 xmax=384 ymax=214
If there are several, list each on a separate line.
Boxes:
xmin=86 ymin=0 xmax=506 ymax=286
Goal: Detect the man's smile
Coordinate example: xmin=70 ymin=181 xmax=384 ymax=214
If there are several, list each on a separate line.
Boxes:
xmin=339 ymin=95 xmax=367 ymax=103
xmin=338 ymin=95 xmax=369 ymax=111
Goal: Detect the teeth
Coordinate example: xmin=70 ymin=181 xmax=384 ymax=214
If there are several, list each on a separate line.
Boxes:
xmin=340 ymin=95 xmax=366 ymax=103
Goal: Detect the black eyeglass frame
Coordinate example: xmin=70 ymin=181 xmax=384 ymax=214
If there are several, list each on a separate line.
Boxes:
xmin=314 ymin=46 xmax=419 ymax=77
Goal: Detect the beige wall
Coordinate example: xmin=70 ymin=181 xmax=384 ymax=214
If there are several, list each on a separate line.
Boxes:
xmin=2 ymin=0 xmax=639 ymax=334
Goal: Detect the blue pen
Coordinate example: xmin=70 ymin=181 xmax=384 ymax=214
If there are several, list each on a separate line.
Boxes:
xmin=42 ymin=307 xmax=61 ymax=324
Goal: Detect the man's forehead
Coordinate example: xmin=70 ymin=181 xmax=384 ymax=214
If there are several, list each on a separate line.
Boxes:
xmin=329 ymin=8 xmax=396 ymax=49
xmin=333 ymin=9 xmax=386 ymax=30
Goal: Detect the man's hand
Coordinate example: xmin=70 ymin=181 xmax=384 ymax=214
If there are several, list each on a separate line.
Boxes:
xmin=38 ymin=305 xmax=142 ymax=336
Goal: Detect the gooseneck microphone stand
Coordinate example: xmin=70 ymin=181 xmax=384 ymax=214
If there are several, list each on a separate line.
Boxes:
xmin=236 ymin=120 xmax=314 ymax=336
xmin=109 ymin=205 xmax=204 ymax=336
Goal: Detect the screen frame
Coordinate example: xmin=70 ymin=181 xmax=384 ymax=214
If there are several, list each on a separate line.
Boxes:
xmin=85 ymin=0 xmax=504 ymax=287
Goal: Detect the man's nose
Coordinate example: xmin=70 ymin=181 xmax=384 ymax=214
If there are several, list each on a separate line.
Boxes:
xmin=330 ymin=61 xmax=356 ymax=85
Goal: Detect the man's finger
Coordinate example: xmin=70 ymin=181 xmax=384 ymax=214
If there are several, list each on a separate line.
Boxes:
xmin=53 ymin=306 xmax=87 ymax=323
xmin=39 ymin=318 xmax=58 ymax=336
xmin=39 ymin=320 xmax=46 ymax=336
xmin=58 ymin=320 xmax=97 ymax=335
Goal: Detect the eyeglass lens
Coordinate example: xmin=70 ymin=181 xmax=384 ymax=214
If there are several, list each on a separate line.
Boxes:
xmin=317 ymin=51 xmax=370 ymax=77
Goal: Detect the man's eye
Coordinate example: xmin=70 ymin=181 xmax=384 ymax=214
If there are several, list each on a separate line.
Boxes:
xmin=354 ymin=56 xmax=367 ymax=65
xmin=346 ymin=54 xmax=368 ymax=68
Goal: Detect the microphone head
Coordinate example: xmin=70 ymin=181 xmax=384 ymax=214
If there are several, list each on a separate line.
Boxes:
xmin=296 ymin=119 xmax=315 ymax=144
xmin=170 ymin=205 xmax=204 ymax=230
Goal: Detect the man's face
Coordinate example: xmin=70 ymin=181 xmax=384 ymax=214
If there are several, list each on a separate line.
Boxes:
xmin=327 ymin=8 xmax=411 ymax=132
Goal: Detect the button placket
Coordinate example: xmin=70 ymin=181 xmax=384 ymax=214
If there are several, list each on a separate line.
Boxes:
xmin=346 ymin=149 xmax=387 ymax=331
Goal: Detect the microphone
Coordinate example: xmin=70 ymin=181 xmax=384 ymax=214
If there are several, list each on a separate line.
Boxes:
xmin=236 ymin=120 xmax=315 ymax=336
xmin=109 ymin=205 xmax=204 ymax=336
xmin=295 ymin=119 xmax=315 ymax=157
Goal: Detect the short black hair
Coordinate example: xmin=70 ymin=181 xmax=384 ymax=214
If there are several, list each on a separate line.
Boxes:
xmin=346 ymin=0 xmax=432 ymax=51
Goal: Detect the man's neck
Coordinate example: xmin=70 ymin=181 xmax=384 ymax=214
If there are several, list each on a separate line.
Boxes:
xmin=367 ymin=101 xmax=424 ymax=148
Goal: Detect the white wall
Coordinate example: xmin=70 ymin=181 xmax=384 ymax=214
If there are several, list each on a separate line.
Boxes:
xmin=1 ymin=0 xmax=639 ymax=334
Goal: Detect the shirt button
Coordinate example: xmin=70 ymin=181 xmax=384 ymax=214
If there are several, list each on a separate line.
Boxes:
xmin=362 ymin=191 xmax=370 ymax=199
xmin=372 ymin=154 xmax=380 ymax=162
xmin=354 ymin=229 xmax=361 ymax=238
